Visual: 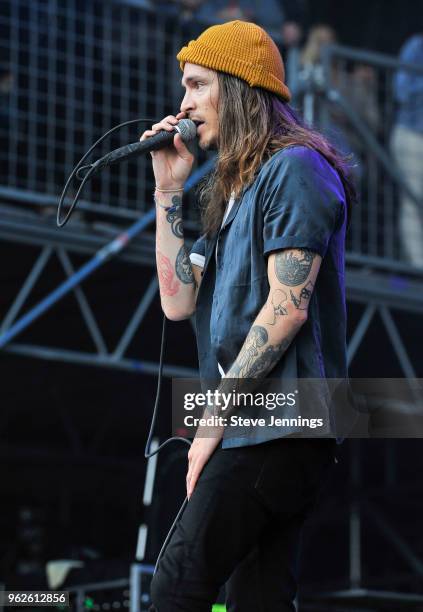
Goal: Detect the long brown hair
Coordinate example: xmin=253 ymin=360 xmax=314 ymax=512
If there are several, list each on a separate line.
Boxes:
xmin=199 ymin=72 xmax=357 ymax=236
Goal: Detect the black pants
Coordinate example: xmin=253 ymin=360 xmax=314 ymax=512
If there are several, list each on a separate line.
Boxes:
xmin=149 ymin=437 xmax=336 ymax=612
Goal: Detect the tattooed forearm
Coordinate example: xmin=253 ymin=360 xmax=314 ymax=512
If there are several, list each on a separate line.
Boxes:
xmin=175 ymin=245 xmax=195 ymax=285
xmin=243 ymin=337 xmax=293 ymax=377
xmin=166 ymin=196 xmax=183 ymax=238
xmin=230 ymin=325 xmax=268 ymax=376
xmin=230 ymin=327 xmax=294 ymax=378
xmin=213 ymin=329 xmax=296 ymax=417
xmin=267 ymin=288 xmax=288 ymax=325
xmin=225 ymin=319 xmax=296 ymax=379
xmin=290 ymin=280 xmax=314 ymax=310
xmin=157 ymin=250 xmax=180 ymax=296
xmin=274 ymin=249 xmax=315 ymax=286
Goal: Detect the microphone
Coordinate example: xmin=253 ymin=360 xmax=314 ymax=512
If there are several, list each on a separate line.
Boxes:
xmin=88 ymin=118 xmax=197 ymax=176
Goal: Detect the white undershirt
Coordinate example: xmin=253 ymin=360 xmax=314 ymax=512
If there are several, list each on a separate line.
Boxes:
xmin=189 ymin=194 xmax=236 ymax=378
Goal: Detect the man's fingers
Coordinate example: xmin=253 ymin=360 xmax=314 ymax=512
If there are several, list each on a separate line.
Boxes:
xmin=139 ymin=129 xmax=157 ymax=142
xmin=187 ymin=467 xmax=199 ymax=500
xmin=151 ymin=122 xmax=175 ymax=132
xmin=173 ymin=133 xmax=192 ymax=160
xmin=152 ymin=116 xmax=178 ymax=132
xmin=140 ymin=115 xmax=180 ymax=141
xmin=186 ymin=466 xmax=192 ymax=497
xmin=186 ymin=455 xmax=202 ymax=499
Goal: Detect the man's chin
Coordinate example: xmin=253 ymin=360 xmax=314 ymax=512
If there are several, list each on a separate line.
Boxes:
xmin=198 ymin=138 xmax=218 ymax=152
xmin=198 ymin=138 xmax=217 ymax=151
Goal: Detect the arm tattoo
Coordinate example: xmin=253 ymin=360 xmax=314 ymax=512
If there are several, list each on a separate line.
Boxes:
xmin=213 ymin=326 xmax=297 ymax=417
xmin=244 ymin=337 xmax=293 ymax=377
xmin=166 ymin=195 xmax=183 ymax=238
xmin=175 ymin=245 xmax=195 ymax=285
xmin=229 ymin=325 xmax=294 ymax=378
xmin=230 ymin=325 xmax=268 ymax=377
xmin=267 ymin=288 xmax=288 ymax=325
xmin=290 ymin=281 xmax=314 ymax=310
xmin=274 ymin=249 xmax=315 ymax=286
xmin=157 ymin=250 xmax=180 ymax=296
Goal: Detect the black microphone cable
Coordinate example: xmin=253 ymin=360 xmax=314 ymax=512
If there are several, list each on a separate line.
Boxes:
xmin=56 ymin=117 xmax=155 ymax=227
xmin=145 ymin=314 xmax=192 ymax=576
xmin=56 ymin=117 xmax=194 ymax=576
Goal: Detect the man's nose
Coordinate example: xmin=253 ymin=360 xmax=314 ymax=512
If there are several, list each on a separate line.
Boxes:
xmin=180 ymin=91 xmax=195 ymax=113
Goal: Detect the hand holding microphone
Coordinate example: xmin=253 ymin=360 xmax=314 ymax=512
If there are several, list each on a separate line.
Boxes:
xmin=57 ymin=114 xmax=197 ymax=227
xmin=85 ymin=113 xmax=197 ymax=184
xmin=140 ymin=112 xmax=196 ymax=191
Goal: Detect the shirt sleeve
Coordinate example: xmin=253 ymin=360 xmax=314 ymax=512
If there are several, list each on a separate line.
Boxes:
xmin=261 ymin=146 xmax=346 ymax=258
xmin=189 ymin=234 xmax=206 ymax=268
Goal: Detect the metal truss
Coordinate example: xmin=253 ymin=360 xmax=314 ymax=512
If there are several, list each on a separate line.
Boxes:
xmin=1 ymin=220 xmax=422 ymax=377
xmin=0 ymin=211 xmax=197 ymax=377
xmin=303 ymin=271 xmax=423 ymax=606
xmin=0 ymin=161 xmax=217 ymax=376
xmin=347 ymin=270 xmax=423 ymax=376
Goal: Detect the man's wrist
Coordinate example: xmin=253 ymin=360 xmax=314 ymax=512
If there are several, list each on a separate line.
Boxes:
xmin=154 ymin=189 xmax=183 ymax=212
xmin=154 ymin=185 xmax=184 ymax=193
xmin=204 ymin=402 xmax=221 ymax=419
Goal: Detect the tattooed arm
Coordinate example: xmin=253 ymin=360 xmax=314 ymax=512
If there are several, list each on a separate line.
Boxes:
xmin=140 ymin=112 xmax=199 ymax=321
xmin=212 ymin=248 xmax=322 ymax=410
xmin=155 ymin=191 xmax=201 ymax=320
xmin=187 ymin=247 xmax=322 ymax=498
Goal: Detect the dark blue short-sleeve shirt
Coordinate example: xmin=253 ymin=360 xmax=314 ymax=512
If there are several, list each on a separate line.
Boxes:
xmin=190 ymin=145 xmax=348 ymax=448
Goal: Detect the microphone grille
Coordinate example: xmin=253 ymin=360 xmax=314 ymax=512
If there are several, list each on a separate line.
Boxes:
xmin=176 ymin=119 xmax=197 ymax=142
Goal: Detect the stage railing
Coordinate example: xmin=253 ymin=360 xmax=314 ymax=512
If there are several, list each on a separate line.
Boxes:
xmin=0 ymin=0 xmax=215 ymax=224
xmin=288 ymin=43 xmax=423 ymax=273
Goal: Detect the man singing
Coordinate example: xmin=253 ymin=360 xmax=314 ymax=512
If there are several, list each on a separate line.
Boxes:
xmin=141 ymin=19 xmax=355 ymax=612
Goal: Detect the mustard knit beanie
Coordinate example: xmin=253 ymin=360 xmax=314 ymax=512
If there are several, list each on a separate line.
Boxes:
xmin=176 ymin=20 xmax=291 ymax=102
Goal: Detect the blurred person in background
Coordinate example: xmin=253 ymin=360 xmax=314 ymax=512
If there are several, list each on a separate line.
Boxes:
xmin=294 ymin=24 xmax=379 ymax=129
xmin=288 ymin=24 xmax=337 ymax=119
xmin=292 ymin=24 xmax=379 ymax=178
xmin=391 ymin=33 xmax=423 ymax=269
xmin=188 ymin=0 xmax=307 ymax=46
xmin=141 ymin=19 xmax=355 ymax=612
xmin=289 ymin=26 xmax=345 ymax=145
xmin=299 ymin=23 xmax=337 ymax=84
xmin=155 ymin=0 xmax=207 ymax=22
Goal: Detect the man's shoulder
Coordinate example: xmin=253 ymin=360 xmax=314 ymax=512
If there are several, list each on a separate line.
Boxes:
xmin=255 ymin=144 xmax=346 ymax=217
xmin=256 ymin=145 xmax=342 ymax=193
xmin=260 ymin=144 xmax=331 ymax=176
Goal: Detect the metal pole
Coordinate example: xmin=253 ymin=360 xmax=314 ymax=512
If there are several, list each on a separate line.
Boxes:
xmin=349 ymin=440 xmax=362 ymax=589
xmin=0 ymin=211 xmax=154 ymax=349
xmin=130 ymin=563 xmax=141 ymax=612
xmin=57 ymin=247 xmax=108 ymax=355
xmin=112 ymin=277 xmax=159 ymax=359
xmin=3 ymin=342 xmax=197 ymax=377
xmin=347 ymin=304 xmax=376 ymax=366
xmin=0 ymin=246 xmax=52 ymax=332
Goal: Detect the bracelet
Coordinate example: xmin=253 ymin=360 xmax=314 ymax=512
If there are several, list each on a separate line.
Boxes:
xmin=154 ymin=187 xmax=184 ymax=193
